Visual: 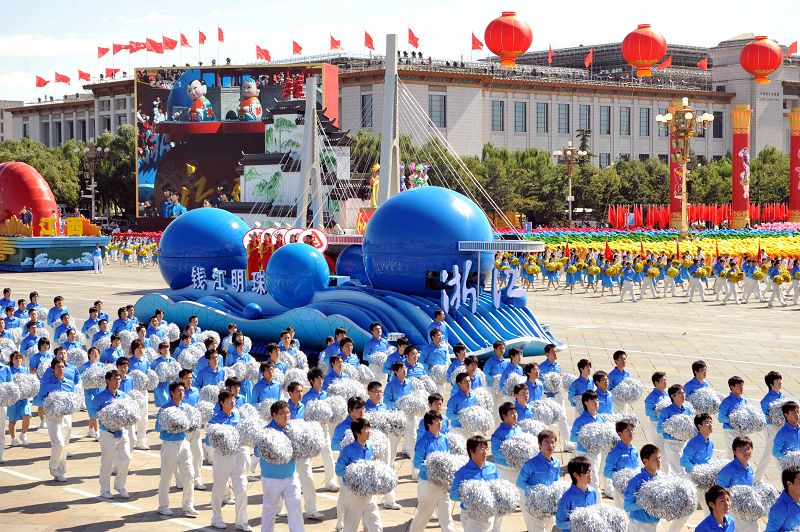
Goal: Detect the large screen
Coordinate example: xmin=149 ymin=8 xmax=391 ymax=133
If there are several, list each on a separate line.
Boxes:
xmin=134 ymin=63 xmax=339 ymax=217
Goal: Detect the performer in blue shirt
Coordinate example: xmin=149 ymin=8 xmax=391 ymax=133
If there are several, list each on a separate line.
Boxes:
xmin=7 ymin=351 xmax=32 ymax=448
xmin=20 ymin=321 xmax=40 ymax=354
xmin=335 ymin=417 xmax=382 ymax=532
xmin=93 ymin=369 xmax=131 ymax=499
xmin=111 ymin=307 xmax=130 ymax=335
xmin=490 ymin=402 xmax=522 ymax=487
xmin=446 ymin=343 xmax=467 ymax=383
xmin=322 ymin=355 xmax=349 ymax=391
xmin=593 ymin=370 xmax=614 ymax=415
xmin=419 ymin=328 xmax=449 ymax=372
xmin=331 ymin=397 xmax=367 ymax=452
xmin=0 ymin=288 xmax=12 ymax=312
xmin=384 ymin=361 xmax=414 ymax=410
xmin=13 ymin=299 xmax=28 ymax=319
xmin=556 ymin=455 xmax=598 ymax=531
xmin=383 ymin=337 xmax=409 ymax=380
xmin=685 ymin=360 xmax=710 ymax=398
xmin=319 ymin=327 xmax=346 ymax=368
xmin=523 ymin=362 xmax=543 ymax=402
xmin=695 ymin=485 xmax=735 ymax=532
xmin=260 ymin=400 xmax=302 ymax=532
xmin=766 ymin=468 xmax=800 ymax=532
xmin=446 ymin=372 xmax=477 ymax=436
xmin=53 ymin=313 xmax=72 ymax=343
xmin=604 ymin=420 xmax=640 ymax=505
xmin=717 ymin=436 xmax=755 ymax=490
xmin=300 ymin=367 xmax=338 ymax=492
xmin=100 ymin=334 xmax=125 ymax=363
xmin=513 ymin=383 xmax=535 ymax=421
xmin=498 ymin=348 xmax=524 ymax=394
xmin=483 ymin=340 xmax=508 ymax=383
xmin=517 ymin=429 xmax=561 ymax=531
xmin=250 ymin=360 xmax=281 ymax=405
xmin=195 ymin=350 xmax=225 ymax=389
xmin=644 ymin=371 xmax=668 ymax=451
xmin=718 ymin=375 xmax=748 ymax=457
xmin=410 ymin=411 xmax=453 ymax=531
xmin=539 ymin=344 xmax=574 ymax=451
xmin=416 ymin=392 xmax=450 ymax=441
xmin=34 ymin=358 xmax=76 ymax=481
xmin=428 ymin=309 xmax=451 ymax=349
xmin=225 ymin=340 xmax=254 ymax=403
xmin=624 ymin=444 xmax=663 ymax=531
xmin=3 ymin=306 xmax=20 ymax=330
xmin=46 ymin=295 xmax=68 ymax=327
xmin=757 ymin=370 xmax=786 ymax=482
xmin=155 ymin=381 xmax=198 ymax=518
xmin=363 ymin=322 xmax=389 ymax=383
xmin=658 ymin=384 xmax=693 ymax=475
xmin=403 ymin=346 xmax=427 ymax=380
xmin=773 ymin=401 xmax=800 ymax=460
xmin=82 ymin=307 xmax=100 ymax=334
xmin=681 ymin=413 xmax=715 ymax=473
xmin=91 ymin=319 xmax=111 ymax=347
xmin=570 ymin=390 xmax=606 ymax=494
xmin=608 ymin=350 xmax=630 ymax=413
xmin=451 ymin=435 xmax=500 ymax=531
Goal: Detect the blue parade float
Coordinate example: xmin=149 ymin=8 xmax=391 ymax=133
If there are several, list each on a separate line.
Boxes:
xmin=135 ymin=186 xmax=564 ymax=358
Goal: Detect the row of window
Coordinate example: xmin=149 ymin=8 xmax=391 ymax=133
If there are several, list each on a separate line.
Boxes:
xmin=598 ymin=153 xmax=724 ymax=168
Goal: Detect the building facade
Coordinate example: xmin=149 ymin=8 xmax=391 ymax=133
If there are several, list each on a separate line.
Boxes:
xmin=0 ymin=100 xmax=23 ymax=142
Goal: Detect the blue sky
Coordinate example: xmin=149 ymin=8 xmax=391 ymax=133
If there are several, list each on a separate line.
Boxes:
xmin=0 ymin=0 xmax=796 ymax=101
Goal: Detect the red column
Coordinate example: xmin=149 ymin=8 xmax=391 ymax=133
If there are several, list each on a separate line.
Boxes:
xmin=730 ymin=105 xmax=752 ymax=229
xmin=790 ymin=108 xmax=800 ymax=223
xmin=668 ymin=101 xmax=684 ymax=229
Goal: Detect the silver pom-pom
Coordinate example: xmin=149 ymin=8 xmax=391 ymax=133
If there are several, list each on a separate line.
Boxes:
xmin=612 ymin=467 xmax=640 ymax=494
xmin=155 ymin=359 xmax=181 ymax=383
xmin=354 ymin=364 xmax=375 ymax=386
xmin=176 ymin=347 xmax=202 ymax=370
xmin=182 ymin=403 xmax=200 ymax=432
xmin=343 ymin=459 xmax=398 ymax=496
xmin=256 ymin=428 xmax=294 ymax=464
xmin=517 ymin=418 xmax=548 ymax=437
xmin=447 ymin=432 xmax=467 ymax=456
xmin=429 ymin=364 xmax=448 ymax=385
xmin=12 ymin=372 xmax=39 ymax=399
xmin=570 ymin=504 xmax=629 ymax=532
xmin=395 ymin=391 xmax=429 ymax=417
xmin=424 ymin=451 xmax=468 ymax=490
xmin=778 ymin=450 xmax=800 ymax=472
xmin=561 ymin=373 xmax=577 ymax=391
xmin=340 ymin=363 xmax=358 ymax=379
xmin=119 ymin=330 xmax=137 ymax=351
xmin=236 ymin=414 xmax=266 ymax=447
xmin=340 ymin=428 xmax=390 ymax=462
xmin=654 ymin=397 xmax=672 ymax=416
xmin=730 ymin=403 xmax=767 ymax=435
xmin=730 ymin=483 xmax=777 ymax=521
xmin=81 ymin=364 xmax=107 ymax=390
xmin=294 ymin=350 xmax=308 ymax=370
xmin=149 ymin=334 xmax=162 ymax=350
xmin=277 ymin=350 xmax=296 ymax=370
xmin=165 ymin=323 xmax=180 ymax=342
xmin=500 ymin=433 xmax=540 ymax=470
xmin=472 ymin=387 xmax=494 ymax=411
xmin=605 ymin=412 xmax=640 ymax=428
xmin=66 ymin=348 xmax=88 ymax=368
xmin=199 ymin=384 xmax=221 ymax=404
xmin=612 ymin=378 xmax=645 ymax=404
xmin=489 ymin=374 xmax=502 ymax=393
xmin=36 ymin=362 xmax=49 ymax=378
xmin=689 ymin=459 xmax=728 ymax=491
xmin=97 ymin=398 xmax=141 ymax=430
xmin=237 ymin=402 xmax=259 ymax=420
xmin=198 ymin=401 xmax=214 ymax=423
xmin=127 ymin=389 xmax=146 ymax=406
xmin=327 ymin=395 xmax=348 ymax=423
xmin=256 ymin=399 xmax=277 ymax=421
xmin=662 ymin=414 xmax=697 ymax=441
xmin=244 ymin=359 xmax=260 ymax=382
xmin=687 ymin=387 xmax=723 ymax=415
xmin=327 ymin=379 xmax=368 ymax=401
xmin=753 ymin=482 xmax=780 ymax=511
xmin=578 ymin=421 xmax=619 ymax=454
xmin=503 ymin=373 xmax=528 ymax=396
xmin=44 ymin=391 xmax=80 ymax=416
xmin=458 ymin=405 xmax=494 ymax=436
xmin=94 ymin=336 xmax=111 ymax=352
xmin=144 ymin=347 xmax=159 ymax=363
xmin=286 ymin=419 xmax=326 ymax=459
xmin=459 ymin=479 xmax=496 ymax=520
xmin=529 ymin=399 xmax=561 ymax=425
xmin=128 ymin=370 xmax=148 ymax=391
xmin=207 ymin=423 xmax=242 ymax=455
xmin=271 ymin=367 xmax=285 ymax=386
xmin=365 ymin=409 xmax=407 ymax=435
xmin=228 ymin=362 xmax=248 ymax=381
xmin=769 ymin=398 xmax=793 ymax=428
xmin=635 ymin=474 xmax=697 ymax=520
xmin=367 ymin=351 xmax=388 ymax=369
xmin=281 ymin=368 xmax=307 ymax=393
xmin=526 ymin=480 xmax=571 ymax=518
xmin=0 ymin=382 xmax=21 ymax=407
xmin=74 ymin=384 xmax=85 ymax=410
xmin=489 ymin=478 xmax=520 ymax=515
xmin=199 ymin=330 xmax=220 ymax=346
xmin=85 ymin=325 xmax=99 ymax=338
xmin=145 ymin=369 xmax=159 ymax=391
xmin=157 ymin=405 xmax=190 ymax=433
xmin=542 ymin=373 xmax=562 ymax=395
xmin=449 ymin=365 xmax=466 ymax=386
xmin=304 ymin=399 xmax=333 ymax=424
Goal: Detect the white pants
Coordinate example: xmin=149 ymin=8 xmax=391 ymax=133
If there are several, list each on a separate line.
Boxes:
xmin=187 ymin=429 xmax=203 ymax=485
xmin=296 ymin=456 xmax=318 ymax=513
xmin=211 ymin=448 xmax=248 ymax=528
xmin=93 ymin=256 xmax=104 ymax=273
xmin=261 ymin=475 xmax=303 ymax=532
xmin=713 ymin=276 xmax=728 ymax=298
xmin=647 ymin=420 xmax=667 ymax=472
xmin=629 ymin=520 xmax=658 ymax=532
xmin=158 ymin=439 xmax=194 ymax=511
xmin=494 ymin=464 xmax=518 ymax=530
xmin=99 ymin=430 xmax=131 ymax=494
xmin=620 ymin=280 xmax=637 ymax=302
xmin=575 ymin=450 xmax=603 ymax=492
xmin=642 ymin=278 xmax=659 ymax=298
xmin=663 ymin=439 xmax=686 ymax=478
xmin=742 ymin=279 xmax=764 ymax=303
xmin=409 ymin=479 xmax=455 ymax=532
xmin=519 ymin=487 xmax=554 ymax=532
xmin=664 ymin=277 xmax=678 ymax=296
xmin=134 ymin=397 xmax=148 ymax=446
xmin=403 ymin=413 xmax=419 ymax=455
xmin=462 ymin=512 xmax=496 ymax=532
xmin=46 ymin=414 xmax=72 ymax=478
xmin=381 ymin=433 xmax=401 ymax=505
xmin=549 ymin=393 xmax=571 ymax=450
xmin=791 ymin=280 xmax=800 ymax=304
xmin=612 ymin=489 xmax=624 ymax=508
xmin=0 ymin=406 xmax=5 ymax=461
xmin=735 ymin=518 xmax=759 ymax=532
xmin=722 ymin=281 xmax=740 ymax=304
xmin=755 ymin=424 xmax=779 ymax=482
xmin=688 ymin=278 xmax=705 ymax=302
xmin=723 ymin=428 xmax=737 ymax=458
xmin=338 ymin=484 xmax=382 ymax=532
xmin=321 ymin=423 xmax=337 ymax=487
xmin=769 ymin=283 xmax=786 ymax=306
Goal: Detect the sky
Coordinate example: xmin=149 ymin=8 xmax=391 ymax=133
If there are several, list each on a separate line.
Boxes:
xmin=0 ymin=0 xmax=796 ymax=102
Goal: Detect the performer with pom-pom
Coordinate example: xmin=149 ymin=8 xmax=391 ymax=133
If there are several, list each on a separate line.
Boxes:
xmin=756 ymin=370 xmax=786 ymax=482
xmin=570 ymin=390 xmax=607 ymax=493
xmin=482 ymin=341 xmax=508 ymax=423
xmin=225 ymin=340 xmax=254 ymax=403
xmin=658 ymin=384 xmax=693 ymax=475
xmin=127 ymin=340 xmax=151 ymax=450
xmin=685 ymin=360 xmax=710 ymax=397
xmin=78 ymin=345 xmax=104 ymax=440
xmin=419 ymin=328 xmax=449 ymax=374
xmin=195 ymin=350 xmax=224 ymax=389
xmin=335 ymin=417 xmax=383 ymax=532
xmin=603 ymin=419 xmax=640 ymax=506
xmin=539 ymin=344 xmax=574 ymax=451
xmin=409 ymin=410 xmax=454 ymax=532
xmin=450 ymin=435 xmax=501 ymax=532
xmin=447 ymin=371 xmax=478 ymax=440
xmin=716 ymin=436 xmax=759 ymax=531
xmin=681 ymin=413 xmax=716 ymax=479
xmin=92 ymin=369 xmax=132 ymax=499
xmin=490 ymin=401 xmax=523 ymax=485
xmin=34 ymin=358 xmax=77 ymax=481
xmin=556 ymin=456 xmax=598 ymax=532
xmin=364 ymin=380 xmax=403 ymax=505
xmin=517 ymin=429 xmax=561 ymax=531
xmin=719 ymin=376 xmax=749 ymax=457
xmin=284 ymin=381 xmax=324 ymax=520
xmin=623 ymin=444 xmax=664 ymax=532
xmin=362 ymin=322 xmax=389 ymax=383
xmin=8 ymin=351 xmax=33 ymax=447
xmin=150 ymin=341 xmax=177 ymax=409
xmin=523 ymin=362 xmax=544 ymax=402
xmin=644 ymin=372 xmax=668 ymax=452
xmin=498 ymin=348 xmax=525 ymax=396
xmin=155 ymin=381 xmax=198 ymax=518
xmin=177 ymin=370 xmax=204 ymax=491
xmin=766 ymin=467 xmax=800 ymax=531
xmin=384 ymin=359 xmax=419 ymax=456
xmin=568 ymin=359 xmax=596 ymax=408
xmin=607 ymin=350 xmax=631 ymax=413
xmin=772 ymin=401 xmax=800 ymax=462
xmin=695 ymin=485 xmax=735 ymax=532
xmin=300 ymin=367 xmax=338 ymax=493
xmin=257 ymin=400 xmax=300 ymax=532
xmin=250 ymin=360 xmax=281 ymax=405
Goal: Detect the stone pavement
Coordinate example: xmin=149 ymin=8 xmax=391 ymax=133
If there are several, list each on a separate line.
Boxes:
xmin=0 ymin=264 xmax=797 ymax=531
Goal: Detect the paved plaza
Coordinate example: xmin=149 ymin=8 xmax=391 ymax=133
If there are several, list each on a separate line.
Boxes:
xmin=0 ymin=264 xmax=797 ymax=531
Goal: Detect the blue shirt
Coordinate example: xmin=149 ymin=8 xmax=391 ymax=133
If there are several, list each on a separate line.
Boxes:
xmin=258 ymin=420 xmax=296 ymax=479
xmin=450 ymin=459 xmax=499 ymax=508
xmin=155 ymin=401 xmax=187 ymax=441
xmin=681 ymin=433 xmax=714 ymax=472
xmin=29 ymin=351 xmax=53 ymax=371
xmin=685 ymin=377 xmax=709 ymax=398
xmin=205 ymin=406 xmax=241 ymax=446
xmin=251 ymin=378 xmax=281 ymax=405
xmin=92 ymin=330 xmax=111 ymax=346
xmin=53 ymin=323 xmax=70 ymax=341
xmin=332 ymin=418 xmax=354 ymax=451
xmin=4 ymin=316 xmax=21 ymax=329
xmin=695 ymin=513 xmax=735 ymax=532
xmin=717 ymin=458 xmax=754 ymax=488
xmin=428 ymin=320 xmax=450 ymax=347
xmin=417 ymin=415 xmax=450 ymax=440
xmin=774 ymin=422 xmax=800 ymax=458
xmin=111 ymin=318 xmax=130 ymax=334
xmin=128 ymin=354 xmax=149 ymax=374
xmin=47 ymin=306 xmax=68 ymax=326
xmin=608 ymin=368 xmax=630 ymax=391
xmin=20 ymin=334 xmax=40 ymax=353
xmin=196 ymin=366 xmax=225 ymax=389
xmin=762 ymin=390 xmax=785 ymax=423
xmin=604 ymin=441 xmax=640 ymax=479
xmin=517 ymin=452 xmax=560 ymax=490
xmin=419 ymin=343 xmax=449 ymax=369
xmin=499 ymin=363 xmax=523 ymax=391
xmin=382 ymin=351 xmax=405 ymax=377
xmin=526 ymin=379 xmax=543 ymax=401
xmin=515 ymin=400 xmax=534 ymax=421
xmin=556 ymin=484 xmax=598 ymax=531
xmin=644 ymin=388 xmax=668 ymax=422
xmin=288 ymin=400 xmax=304 ymax=419
xmin=301 ymin=388 xmax=327 ymax=404
xmin=570 ymin=411 xmax=605 ymax=452
xmin=384 ymin=377 xmax=413 ymax=409
xmin=363 ymin=337 xmax=389 ymax=361
xmin=34 ymin=376 xmax=77 ymax=404
xmin=366 ymin=399 xmax=387 ymax=412
xmin=100 ymin=346 xmax=124 ymax=364
xmin=490 ymin=422 xmax=522 ymax=467
xmin=624 ymin=468 xmax=660 ymax=524
xmin=321 ymin=369 xmax=347 ymax=391
xmin=539 ymin=359 xmax=561 ymax=398
xmin=183 ymin=385 xmax=200 ymax=406
xmin=119 ymin=376 xmax=134 ymax=394
xmin=446 ymin=389 xmax=477 ymax=428
xmin=335 ymin=440 xmax=373 ymax=478
xmin=0 ymin=297 xmax=13 ymax=311
xmin=597 ymin=388 xmax=613 ymax=414
xmin=658 ymin=403 xmax=692 ymax=441
xmin=319 ymin=343 xmax=341 ymax=367
xmin=446 ymin=358 xmax=465 ymax=382
xmin=719 ymin=393 xmax=747 ymax=430
xmin=766 ymin=490 xmax=800 ymax=532
xmin=483 ymin=355 xmax=508 ymax=379
xmin=93 ymin=387 xmax=127 ymax=437
xmin=414 ymin=430 xmax=450 ymax=481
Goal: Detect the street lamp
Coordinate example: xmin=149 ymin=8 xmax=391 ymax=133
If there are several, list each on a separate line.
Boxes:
xmin=75 ymin=139 xmax=110 ymax=221
xmin=656 ymin=97 xmax=714 ymax=240
xmin=553 ymin=140 xmax=588 ymax=227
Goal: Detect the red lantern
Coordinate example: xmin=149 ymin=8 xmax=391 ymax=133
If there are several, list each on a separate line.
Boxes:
xmin=621 ymin=24 xmax=667 ymax=77
xmin=740 ymin=36 xmax=783 ymax=84
xmin=484 ymin=11 xmax=533 ymax=68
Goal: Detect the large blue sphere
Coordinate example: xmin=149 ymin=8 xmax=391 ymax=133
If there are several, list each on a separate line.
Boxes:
xmin=363 ymin=186 xmax=493 ymax=296
xmin=335 ymin=245 xmax=370 ymax=285
xmin=158 ymin=208 xmax=249 ymax=289
xmin=266 ymin=243 xmax=330 ymax=307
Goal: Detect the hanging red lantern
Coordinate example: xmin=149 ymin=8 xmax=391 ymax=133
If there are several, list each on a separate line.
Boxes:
xmin=621 ymin=24 xmax=667 ymax=77
xmin=739 ymin=36 xmax=783 ymax=84
xmin=484 ymin=11 xmax=533 ymax=68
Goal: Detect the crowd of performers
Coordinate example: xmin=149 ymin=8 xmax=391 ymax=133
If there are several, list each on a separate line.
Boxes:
xmin=1 ymin=288 xmax=800 ymax=531
xmin=504 ymin=247 xmax=800 ymax=306
xmin=103 ymin=237 xmax=160 ymax=268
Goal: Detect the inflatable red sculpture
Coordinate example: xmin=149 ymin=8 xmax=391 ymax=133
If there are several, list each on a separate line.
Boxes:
xmin=0 ymin=161 xmax=58 ymax=236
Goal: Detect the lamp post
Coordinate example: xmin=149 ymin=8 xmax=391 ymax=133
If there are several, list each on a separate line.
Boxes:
xmin=75 ymin=140 xmax=109 ymax=221
xmin=553 ymin=141 xmax=587 ymax=227
xmin=656 ymin=98 xmax=714 ymax=240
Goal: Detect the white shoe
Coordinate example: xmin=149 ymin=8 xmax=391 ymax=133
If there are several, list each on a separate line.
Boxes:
xmin=324 ymin=482 xmax=340 ymax=492
xmin=101 ymin=492 xmax=114 ymax=499
xmin=277 ymin=510 xmax=287 ymax=518
xmin=87 ymin=429 xmax=96 ymax=439
xmin=564 ymin=442 xmax=576 ymax=452
xmin=222 ymin=496 xmax=234 ymax=505
xmin=54 ymin=475 xmax=67 ymax=482
xmin=20 ymin=434 xmax=29 ymax=446
xmin=117 ymin=489 xmax=130 ymax=498
xmin=11 ymin=438 xmax=20 ymax=447
xmin=135 ymin=442 xmax=149 ymax=450
xmin=211 ymin=522 xmax=227 ymax=530
xmin=40 ymin=420 xmax=47 ymax=429
xmin=236 ymin=524 xmax=252 ymax=531
xmin=305 ymin=511 xmax=324 ymax=520
xmin=158 ymin=508 xmax=173 ymax=516
xmin=183 ymin=506 xmax=199 ymax=517
xmin=194 ymin=482 xmax=207 ymax=491
xmin=381 ymin=502 xmax=401 ymax=510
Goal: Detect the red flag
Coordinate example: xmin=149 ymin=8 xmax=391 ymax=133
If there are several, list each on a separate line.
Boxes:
xmin=757 ymin=239 xmax=763 ymax=262
xmin=54 ymin=72 xmax=70 ymax=84
xmin=162 ymin=36 xmax=177 ymax=50
xmin=112 ymin=43 xmax=128 ymax=55
xmin=364 ymin=31 xmax=375 ymax=51
xmin=146 ymin=38 xmax=164 ymax=54
xmin=97 ymin=46 xmax=109 ymax=59
xmin=607 ymin=205 xmax=614 ymax=226
xmin=640 ymin=239 xmax=645 ymax=258
xmin=786 ymin=41 xmax=798 ymax=57
xmin=35 ymin=75 xmax=49 ymax=88
xmin=199 ymin=31 xmax=206 ymax=45
xmin=217 ymin=27 xmax=224 ymax=43
xmin=604 ymin=240 xmax=614 ymax=261
xmin=129 ymin=41 xmax=146 ymax=53
xmin=471 ymin=33 xmax=484 ymax=51
xmin=584 ymin=48 xmax=593 ymax=68
xmin=657 ymin=55 xmax=672 ymax=70
xmin=330 ymin=35 xmax=341 ymax=50
xmin=78 ymin=70 xmax=90 ymax=81
xmin=292 ymin=41 xmax=302 ymax=55
xmin=564 ymin=240 xmax=570 ymax=258
xmin=697 ymin=57 xmax=709 ymax=70
xmin=255 ymin=45 xmax=271 ymax=62
xmin=105 ymin=67 xmax=120 ymax=78
xmin=408 ymin=28 xmax=419 ymax=48
xmin=548 ymin=43 xmax=554 ymax=65
xmin=181 ymin=34 xmax=190 ymax=47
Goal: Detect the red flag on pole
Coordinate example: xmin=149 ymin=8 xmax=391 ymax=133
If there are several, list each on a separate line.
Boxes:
xmin=607 ymin=205 xmax=614 ymax=226
xmin=564 ymin=240 xmax=570 ymax=258
xmin=292 ymin=41 xmax=302 ymax=55
xmin=786 ymin=41 xmax=798 ymax=57
xmin=657 ymin=55 xmax=672 ymax=70
xmin=757 ymin=239 xmax=763 ymax=262
xmin=105 ymin=68 xmax=120 ymax=77
xmin=199 ymin=31 xmax=206 ymax=45
xmin=181 ymin=34 xmax=191 ymax=47
xmin=364 ymin=31 xmax=375 ymax=51
xmin=255 ymin=45 xmax=270 ymax=61
xmin=35 ymin=75 xmax=49 ymax=88
xmin=78 ymin=70 xmax=90 ymax=81
xmin=640 ymin=239 xmax=645 ymax=258
xmin=146 ymin=38 xmax=164 ymax=54
xmin=162 ymin=36 xmax=177 ymax=50
xmin=408 ymin=28 xmax=420 ymax=48
xmin=330 ymin=35 xmax=341 ymax=50
xmin=112 ymin=43 xmax=128 ymax=55
xmin=604 ymin=240 xmax=614 ymax=261
xmin=129 ymin=41 xmax=145 ymax=53
xmin=697 ymin=57 xmax=709 ymax=70
xmin=584 ymin=48 xmax=594 ymax=68
xmin=98 ymin=46 xmax=109 ymax=59
xmin=548 ymin=43 xmax=554 ymax=65
xmin=471 ymin=33 xmax=484 ymax=51
xmin=217 ymin=27 xmax=224 ymax=43
xmin=54 ymin=72 xmax=70 ymax=84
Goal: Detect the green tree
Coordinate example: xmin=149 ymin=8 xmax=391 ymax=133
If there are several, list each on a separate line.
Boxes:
xmin=749 ymin=146 xmax=789 ymax=204
xmin=93 ymin=125 xmax=136 ymax=215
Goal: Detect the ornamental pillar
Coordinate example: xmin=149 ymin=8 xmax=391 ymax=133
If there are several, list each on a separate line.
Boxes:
xmin=730 ymin=104 xmax=752 ymax=229
xmin=789 ymin=107 xmax=800 ymax=223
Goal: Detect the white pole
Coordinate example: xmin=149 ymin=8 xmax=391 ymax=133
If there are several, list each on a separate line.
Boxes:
xmin=377 ymin=34 xmax=401 ymax=205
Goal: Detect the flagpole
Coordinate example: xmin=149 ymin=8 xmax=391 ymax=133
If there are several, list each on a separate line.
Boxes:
xmin=179 ymin=30 xmax=182 ymax=65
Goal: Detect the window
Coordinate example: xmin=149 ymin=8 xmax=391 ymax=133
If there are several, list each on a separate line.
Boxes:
xmin=712 ymin=155 xmax=723 ymax=162
xmin=697 ymin=110 xmax=706 ymax=137
xmin=22 ymin=123 xmax=29 ymax=138
xmin=658 ymin=154 xmax=669 ymax=164
xmin=657 ymin=108 xmax=668 ymax=137
xmin=599 ymin=153 xmax=611 ymax=168
xmin=117 ymin=115 xmax=126 ymax=127
xmin=619 ymin=153 xmax=630 ymax=161
xmin=639 ymin=153 xmax=650 ymax=161
xmin=428 ymin=94 xmax=446 ymax=128
xmin=599 ymin=106 xmax=611 ymax=135
xmin=619 ymin=107 xmax=631 ymax=136
xmin=116 ymin=98 xmax=127 ymax=110
xmin=716 ymin=85 xmax=726 ymax=92
xmin=360 ymin=94 xmax=373 ymax=128
xmin=639 ymin=108 xmax=650 ymax=137
xmin=99 ymin=100 xmax=110 ymax=111
xmin=102 ymin=117 xmax=111 ymax=132
xmin=713 ymin=111 xmax=723 ymax=139
xmin=557 ymin=104 xmax=570 ymax=134
xmin=514 ymin=101 xmax=527 ymax=133
xmin=536 ymin=102 xmax=548 ymax=133
xmin=491 ymin=100 xmax=504 ymax=132
xmin=41 ymin=126 xmax=49 ymax=146
xmin=578 ymin=104 xmax=591 ymax=130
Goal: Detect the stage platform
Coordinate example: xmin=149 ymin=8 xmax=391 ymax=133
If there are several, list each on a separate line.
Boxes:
xmin=0 ymin=235 xmax=111 ymax=272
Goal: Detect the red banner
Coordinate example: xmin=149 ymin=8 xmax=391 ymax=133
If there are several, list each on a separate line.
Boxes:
xmin=731 ymin=105 xmax=752 ymax=228
xmin=356 ymin=208 xmax=375 ymax=235
xmin=790 ymin=109 xmax=800 ymax=222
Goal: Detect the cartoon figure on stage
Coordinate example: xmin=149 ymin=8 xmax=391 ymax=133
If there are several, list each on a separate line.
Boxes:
xmin=238 ymin=77 xmax=262 ymax=121
xmin=186 ymin=79 xmax=215 ymax=122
